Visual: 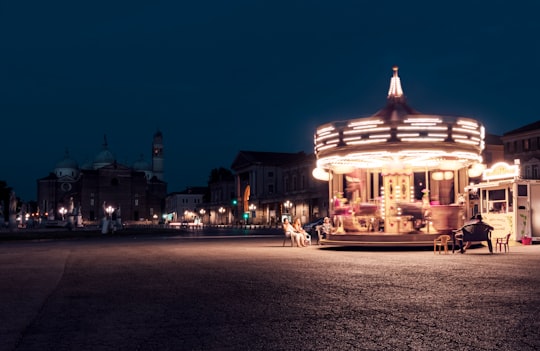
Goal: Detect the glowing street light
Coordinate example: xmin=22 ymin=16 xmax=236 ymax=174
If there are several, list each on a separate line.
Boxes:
xmin=106 ymin=206 xmax=114 ymax=219
xmin=218 ymin=207 xmax=225 ymax=224
xmin=59 ymin=207 xmax=67 ymax=221
xmin=199 ymin=209 xmax=206 ymax=224
xmin=283 ymin=200 xmax=292 ymax=213
xmin=248 ymin=204 xmax=256 ymax=224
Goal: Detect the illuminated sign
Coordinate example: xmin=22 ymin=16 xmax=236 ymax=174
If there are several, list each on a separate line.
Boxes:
xmin=482 ymin=162 xmax=520 ymax=181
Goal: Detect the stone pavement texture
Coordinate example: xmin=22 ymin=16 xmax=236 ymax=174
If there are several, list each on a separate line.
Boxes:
xmin=0 ymin=231 xmax=539 ymax=350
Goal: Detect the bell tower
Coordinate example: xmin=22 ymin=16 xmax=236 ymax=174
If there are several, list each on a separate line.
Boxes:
xmin=152 ymin=130 xmax=164 ymax=181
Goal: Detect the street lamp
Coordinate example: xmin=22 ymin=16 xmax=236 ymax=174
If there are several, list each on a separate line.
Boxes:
xmin=283 ymin=200 xmax=293 ymax=222
xmin=218 ymin=207 xmax=225 ymax=224
xmin=106 ymin=205 xmax=114 ymax=219
xmin=283 ymin=200 xmax=292 ymax=212
xmin=59 ymin=207 xmax=67 ymax=221
xmin=199 ymin=209 xmax=206 ymax=225
xmin=248 ymin=204 xmax=256 ymax=224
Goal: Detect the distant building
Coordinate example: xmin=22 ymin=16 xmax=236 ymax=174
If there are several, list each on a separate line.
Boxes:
xmin=230 ymin=150 xmax=328 ymax=225
xmin=483 ymin=133 xmax=504 ymax=167
xmin=501 ymin=120 xmax=540 ymax=179
xmin=37 ymin=132 xmax=167 ymax=223
xmin=165 ymin=187 xmax=208 ymax=223
xmin=205 ymin=168 xmax=236 ymax=225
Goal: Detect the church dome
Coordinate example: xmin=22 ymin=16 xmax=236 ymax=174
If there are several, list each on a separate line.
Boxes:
xmin=56 ymin=154 xmax=78 ymax=169
xmin=133 ymin=154 xmax=151 ymax=171
xmin=93 ymin=135 xmax=115 ymax=169
xmin=54 ymin=149 xmax=80 ymax=178
xmin=133 ymin=154 xmax=153 ymax=180
xmin=94 ymin=149 xmax=115 ymax=164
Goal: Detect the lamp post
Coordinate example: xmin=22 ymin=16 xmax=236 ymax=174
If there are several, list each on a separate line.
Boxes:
xmin=59 ymin=207 xmax=67 ymax=221
xmin=199 ymin=209 xmax=206 ymax=225
xmin=106 ymin=205 xmax=114 ymax=219
xmin=218 ymin=207 xmax=225 ymax=225
xmin=106 ymin=205 xmax=115 ymax=232
xmin=283 ymin=200 xmax=292 ymax=222
xmin=284 ymin=200 xmax=292 ymax=212
xmin=248 ymin=204 xmax=256 ymax=224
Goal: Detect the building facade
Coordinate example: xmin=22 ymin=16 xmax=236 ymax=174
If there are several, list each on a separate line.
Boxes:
xmin=37 ymin=132 xmax=167 ymax=224
xmin=165 ymin=187 xmax=207 ymax=223
xmin=229 ymin=150 xmax=328 ymax=225
xmin=501 ymin=120 xmax=540 ymax=179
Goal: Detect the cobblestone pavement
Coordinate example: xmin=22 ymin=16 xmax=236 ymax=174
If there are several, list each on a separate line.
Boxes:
xmin=0 ymin=233 xmax=539 ymax=350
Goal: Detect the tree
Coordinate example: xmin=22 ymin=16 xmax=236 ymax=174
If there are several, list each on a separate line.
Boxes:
xmin=0 ymin=180 xmax=14 ymax=221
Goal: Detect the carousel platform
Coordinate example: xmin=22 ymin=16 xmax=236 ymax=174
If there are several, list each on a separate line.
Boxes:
xmin=320 ymin=232 xmax=454 ymax=247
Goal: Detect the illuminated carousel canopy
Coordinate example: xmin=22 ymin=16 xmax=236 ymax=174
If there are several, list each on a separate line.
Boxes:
xmin=314 ymin=66 xmax=484 ymax=173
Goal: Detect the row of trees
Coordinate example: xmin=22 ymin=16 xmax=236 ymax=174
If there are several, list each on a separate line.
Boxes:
xmin=0 ymin=180 xmax=17 ymax=221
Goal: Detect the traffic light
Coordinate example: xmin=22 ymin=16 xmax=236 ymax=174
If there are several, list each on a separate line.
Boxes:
xmin=243 ymin=212 xmax=249 ymax=220
xmin=232 ymin=199 xmax=237 ymax=205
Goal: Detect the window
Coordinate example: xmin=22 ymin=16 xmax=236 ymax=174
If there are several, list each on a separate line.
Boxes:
xmin=518 ymin=184 xmax=528 ymax=197
xmin=523 ymin=139 xmax=530 ymax=152
xmin=488 ymin=189 xmax=505 ymax=201
xmin=533 ymin=165 xmax=539 ymax=179
xmin=268 ymin=184 xmax=274 ymax=194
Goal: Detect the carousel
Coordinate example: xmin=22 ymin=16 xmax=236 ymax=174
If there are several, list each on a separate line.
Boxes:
xmin=313 ymin=66 xmax=486 ymax=246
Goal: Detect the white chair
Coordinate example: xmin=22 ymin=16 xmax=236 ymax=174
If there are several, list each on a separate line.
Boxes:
xmin=304 ymin=233 xmax=312 ymax=246
xmin=282 ymin=227 xmax=295 ymax=247
xmin=283 ymin=226 xmax=311 ymax=247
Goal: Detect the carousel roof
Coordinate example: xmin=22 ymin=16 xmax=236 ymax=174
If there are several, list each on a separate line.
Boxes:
xmin=314 ymin=66 xmax=484 ymax=174
xmin=374 ymin=66 xmax=421 ymax=122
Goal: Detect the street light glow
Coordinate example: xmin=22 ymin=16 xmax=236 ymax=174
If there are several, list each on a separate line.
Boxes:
xmin=283 ymin=200 xmax=292 ymax=211
xmin=59 ymin=207 xmax=67 ymax=220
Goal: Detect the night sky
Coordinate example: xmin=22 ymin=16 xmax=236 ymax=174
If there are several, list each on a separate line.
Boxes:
xmin=1 ymin=1 xmax=539 ymax=201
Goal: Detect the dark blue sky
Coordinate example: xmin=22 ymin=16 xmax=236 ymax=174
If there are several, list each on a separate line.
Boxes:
xmin=1 ymin=1 xmax=539 ymax=201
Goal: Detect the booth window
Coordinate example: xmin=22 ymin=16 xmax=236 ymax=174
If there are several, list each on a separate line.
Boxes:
xmin=518 ymin=184 xmax=528 ymax=197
